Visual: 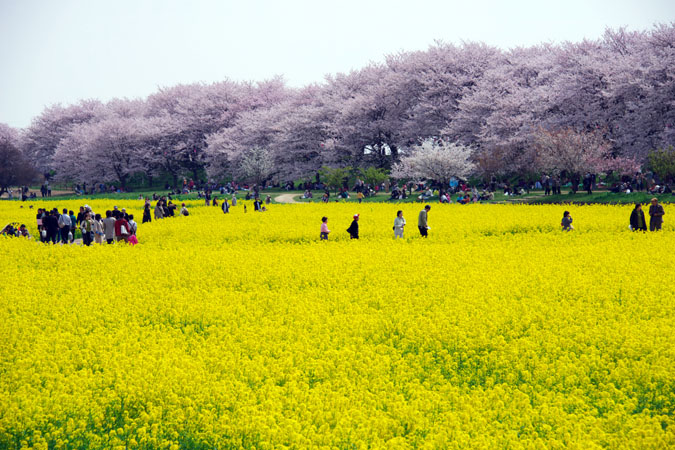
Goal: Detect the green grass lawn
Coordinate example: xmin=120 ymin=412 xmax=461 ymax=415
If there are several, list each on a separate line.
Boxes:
xmin=3 ymin=187 xmax=672 ymax=205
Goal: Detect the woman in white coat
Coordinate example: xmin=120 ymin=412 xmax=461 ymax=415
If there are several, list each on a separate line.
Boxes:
xmin=394 ymin=210 xmax=406 ymax=238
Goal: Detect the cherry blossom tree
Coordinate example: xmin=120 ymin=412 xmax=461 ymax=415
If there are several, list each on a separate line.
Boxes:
xmin=534 ymin=127 xmax=639 ymax=181
xmin=239 ymin=147 xmax=275 ymax=186
xmin=21 ymin=100 xmax=104 ymax=173
xmin=0 ymin=123 xmax=37 ymax=197
xmin=392 ymin=138 xmax=475 ymax=184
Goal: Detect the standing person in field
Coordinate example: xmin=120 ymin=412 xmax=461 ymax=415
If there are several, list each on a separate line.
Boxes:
xmin=231 ymin=194 xmax=237 ymax=207
xmin=222 ymin=198 xmax=229 ymax=214
xmin=320 ymin=216 xmax=331 ymax=240
xmin=93 ymin=213 xmax=104 ymax=244
xmin=347 ymin=214 xmax=359 ymax=239
xmin=143 ymin=202 xmax=152 ymax=223
xmin=561 ymin=211 xmax=574 ymax=231
xmin=58 ymin=208 xmax=72 ymax=244
xmin=265 ymin=195 xmax=272 ymax=206
xmin=127 ymin=215 xmax=138 ymax=236
xmin=648 ymin=198 xmax=665 ymax=231
xmin=80 ymin=212 xmax=94 ymax=246
xmin=43 ymin=210 xmax=59 ymax=244
xmin=254 ymin=198 xmax=262 ymax=212
xmin=154 ymin=200 xmax=164 ymax=220
xmin=394 ymin=210 xmax=406 ymax=238
xmin=102 ymin=211 xmax=116 ymax=244
xmin=418 ymin=205 xmax=430 ymax=237
xmin=114 ymin=214 xmax=131 ymax=243
xmin=357 ymin=191 xmax=364 ymax=203
xmin=69 ymin=210 xmax=77 ymax=241
xmin=630 ymin=203 xmax=647 ymax=232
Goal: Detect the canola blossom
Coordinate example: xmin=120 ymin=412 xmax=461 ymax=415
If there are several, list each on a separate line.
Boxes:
xmin=1 ymin=199 xmax=674 ymax=449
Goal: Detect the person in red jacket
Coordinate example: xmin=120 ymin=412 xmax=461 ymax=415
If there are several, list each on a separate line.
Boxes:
xmin=114 ymin=215 xmax=131 ymax=243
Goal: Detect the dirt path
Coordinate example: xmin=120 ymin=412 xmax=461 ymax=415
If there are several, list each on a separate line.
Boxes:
xmin=275 ymin=193 xmax=300 ymax=204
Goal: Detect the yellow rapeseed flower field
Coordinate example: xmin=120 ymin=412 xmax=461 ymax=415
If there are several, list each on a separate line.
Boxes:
xmin=0 ymin=199 xmax=674 ymax=449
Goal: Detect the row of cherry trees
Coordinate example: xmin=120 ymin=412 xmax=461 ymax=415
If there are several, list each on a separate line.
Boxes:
xmin=5 ymin=24 xmax=674 ymax=188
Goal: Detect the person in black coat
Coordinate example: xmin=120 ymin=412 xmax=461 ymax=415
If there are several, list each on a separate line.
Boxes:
xmin=347 ymin=214 xmax=359 ymax=239
xmin=630 ymin=203 xmax=647 ymax=231
xmin=142 ymin=203 xmax=152 ymax=223
xmin=43 ymin=210 xmax=60 ymax=243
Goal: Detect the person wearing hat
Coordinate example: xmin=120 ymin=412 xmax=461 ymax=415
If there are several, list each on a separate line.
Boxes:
xmin=648 ymin=198 xmax=665 ymax=231
xmin=347 ymin=214 xmax=359 ymax=239
xmin=418 ymin=205 xmax=431 ymax=237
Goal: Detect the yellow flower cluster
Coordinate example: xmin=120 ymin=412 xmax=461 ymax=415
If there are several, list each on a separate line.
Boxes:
xmin=0 ymin=199 xmax=674 ymax=449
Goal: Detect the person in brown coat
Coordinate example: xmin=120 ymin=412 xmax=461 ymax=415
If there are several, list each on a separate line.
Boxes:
xmin=648 ymin=198 xmax=665 ymax=231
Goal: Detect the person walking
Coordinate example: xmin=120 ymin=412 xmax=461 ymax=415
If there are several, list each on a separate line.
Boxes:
xmin=102 ymin=211 xmax=116 ymax=244
xmin=561 ymin=211 xmax=574 ymax=231
xmin=648 ymin=198 xmax=665 ymax=231
xmin=58 ymin=208 xmax=72 ymax=244
xmin=93 ymin=213 xmax=104 ymax=244
xmin=630 ymin=203 xmax=647 ymax=232
xmin=394 ymin=210 xmax=406 ymax=238
xmin=320 ymin=217 xmax=331 ymax=240
xmin=347 ymin=214 xmax=359 ymax=239
xmin=418 ymin=205 xmax=430 ymax=237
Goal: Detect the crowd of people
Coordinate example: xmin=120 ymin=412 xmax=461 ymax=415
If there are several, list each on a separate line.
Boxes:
xmin=26 ymin=205 xmax=140 ymax=245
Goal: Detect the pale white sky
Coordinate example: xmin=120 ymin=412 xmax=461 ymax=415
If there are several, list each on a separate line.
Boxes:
xmin=0 ymin=0 xmax=672 ymax=128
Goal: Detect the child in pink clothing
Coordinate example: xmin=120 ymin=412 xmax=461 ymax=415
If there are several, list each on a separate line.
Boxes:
xmin=320 ymin=216 xmax=331 ymax=240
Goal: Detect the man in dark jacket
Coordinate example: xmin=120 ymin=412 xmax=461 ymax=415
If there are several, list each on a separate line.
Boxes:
xmin=648 ymin=198 xmax=665 ymax=231
xmin=347 ymin=214 xmax=359 ymax=239
xmin=630 ymin=203 xmax=647 ymax=231
xmin=43 ymin=210 xmax=60 ymax=244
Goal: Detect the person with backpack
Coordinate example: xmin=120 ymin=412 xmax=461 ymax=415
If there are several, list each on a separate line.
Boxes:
xmin=58 ymin=208 xmax=72 ymax=244
xmin=128 ymin=215 xmax=138 ymax=235
xmin=114 ymin=214 xmax=131 ymax=243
